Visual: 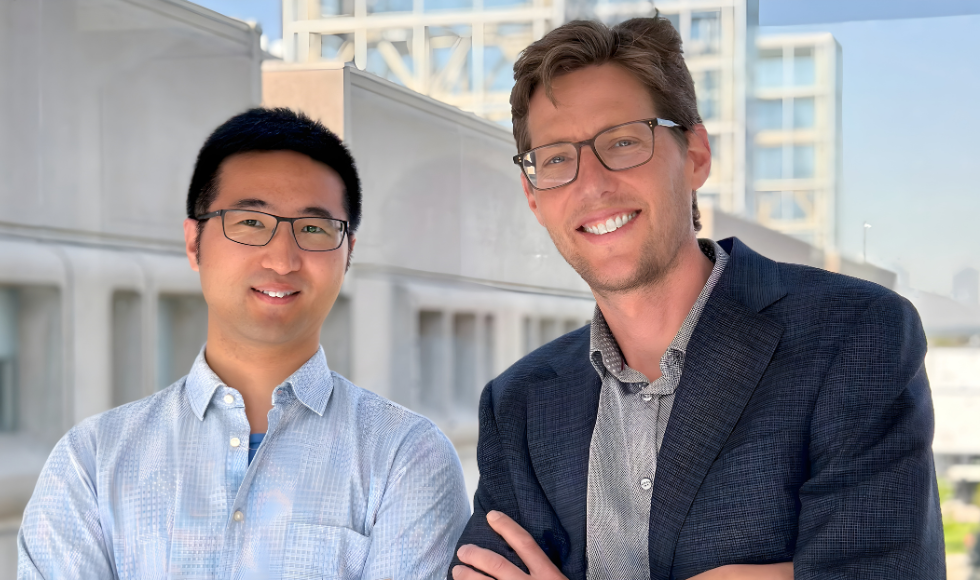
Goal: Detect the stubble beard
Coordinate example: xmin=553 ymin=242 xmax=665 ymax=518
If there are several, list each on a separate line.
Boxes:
xmin=548 ymin=196 xmax=692 ymax=298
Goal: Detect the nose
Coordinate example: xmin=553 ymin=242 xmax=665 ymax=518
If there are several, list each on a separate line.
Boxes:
xmin=259 ymin=222 xmax=302 ymax=275
xmin=573 ymin=145 xmax=615 ymax=194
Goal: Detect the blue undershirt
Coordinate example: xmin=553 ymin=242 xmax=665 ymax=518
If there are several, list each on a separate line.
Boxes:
xmin=247 ymin=433 xmax=265 ymax=464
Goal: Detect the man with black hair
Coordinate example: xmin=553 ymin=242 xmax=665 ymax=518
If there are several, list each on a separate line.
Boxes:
xmin=18 ymin=107 xmax=470 ymax=579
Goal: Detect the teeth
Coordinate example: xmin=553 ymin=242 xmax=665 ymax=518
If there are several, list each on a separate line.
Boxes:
xmin=260 ymin=290 xmax=295 ymax=298
xmin=584 ymin=211 xmax=637 ymax=236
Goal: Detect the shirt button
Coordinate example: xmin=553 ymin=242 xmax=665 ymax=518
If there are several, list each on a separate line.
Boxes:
xmin=641 ymin=394 xmax=653 ymax=402
xmin=640 ymin=478 xmax=652 ymax=490
xmin=223 ymin=395 xmax=234 ymax=404
xmin=230 ymin=437 xmax=241 ymax=448
xmin=233 ymin=510 xmax=244 ymax=522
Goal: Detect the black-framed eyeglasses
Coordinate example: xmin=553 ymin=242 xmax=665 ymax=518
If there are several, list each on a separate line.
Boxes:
xmin=196 ymin=209 xmax=348 ymax=252
xmin=513 ymin=118 xmax=685 ymax=190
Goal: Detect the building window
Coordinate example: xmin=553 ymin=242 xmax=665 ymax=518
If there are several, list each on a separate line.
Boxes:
xmin=761 ymin=190 xmax=813 ymax=221
xmin=793 ymin=97 xmax=815 ymax=129
xmin=707 ymin=134 xmax=720 ymax=178
xmin=689 ymin=11 xmax=721 ymax=56
xmin=112 ymin=291 xmax=143 ymax=407
xmin=756 ymin=146 xmax=783 ymax=180
xmin=483 ymin=314 xmax=495 ymax=382
xmin=694 ymin=70 xmax=720 ymax=120
xmin=793 ymin=46 xmax=815 ymax=86
xmin=757 ymin=48 xmax=783 ymax=88
xmin=757 ymin=98 xmax=783 ymax=130
xmin=0 ymin=286 xmax=64 ymax=445
xmin=321 ymin=295 xmax=352 ymax=379
xmin=157 ymin=294 xmax=208 ymax=390
xmin=453 ymin=313 xmax=477 ymax=412
xmin=522 ymin=316 xmax=535 ymax=355
xmin=0 ymin=287 xmax=17 ymax=432
xmin=539 ymin=318 xmax=561 ymax=345
xmin=793 ymin=145 xmax=815 ymax=178
xmin=418 ymin=310 xmax=446 ymax=413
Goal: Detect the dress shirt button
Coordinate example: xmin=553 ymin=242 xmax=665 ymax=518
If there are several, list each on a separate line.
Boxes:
xmin=640 ymin=477 xmax=652 ymax=490
xmin=230 ymin=437 xmax=241 ymax=448
xmin=233 ymin=510 xmax=244 ymax=522
xmin=640 ymin=394 xmax=653 ymax=402
xmin=223 ymin=394 xmax=234 ymax=404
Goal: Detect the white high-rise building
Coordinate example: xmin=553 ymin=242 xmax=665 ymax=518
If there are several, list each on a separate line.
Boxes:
xmin=752 ymin=32 xmax=843 ymax=250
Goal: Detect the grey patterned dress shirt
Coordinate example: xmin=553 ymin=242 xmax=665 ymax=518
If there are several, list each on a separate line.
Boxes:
xmin=586 ymin=239 xmax=729 ymax=580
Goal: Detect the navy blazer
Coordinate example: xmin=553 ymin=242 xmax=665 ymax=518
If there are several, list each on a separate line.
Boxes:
xmin=451 ymin=238 xmax=945 ymax=580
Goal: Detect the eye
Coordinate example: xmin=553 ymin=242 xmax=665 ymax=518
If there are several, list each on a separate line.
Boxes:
xmin=236 ymin=219 xmax=265 ymax=228
xmin=613 ymin=138 xmax=639 ymax=148
xmin=301 ymin=225 xmax=326 ymax=234
xmin=545 ymin=155 xmax=568 ymax=165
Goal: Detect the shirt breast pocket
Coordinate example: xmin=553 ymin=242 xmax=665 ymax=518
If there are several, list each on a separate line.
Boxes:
xmin=283 ymin=523 xmax=371 ymax=580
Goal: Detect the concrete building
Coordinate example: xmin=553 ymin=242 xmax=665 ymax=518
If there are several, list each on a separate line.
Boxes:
xmin=0 ymin=0 xmax=262 ymax=573
xmin=752 ymin=32 xmax=843 ymax=250
xmin=929 ymin=347 xmax=980 ymax=499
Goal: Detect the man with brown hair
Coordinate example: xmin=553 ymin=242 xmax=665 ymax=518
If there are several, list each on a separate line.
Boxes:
xmin=449 ymin=16 xmax=945 ymax=580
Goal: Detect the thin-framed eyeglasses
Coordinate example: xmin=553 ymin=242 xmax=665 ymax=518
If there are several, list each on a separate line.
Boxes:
xmin=512 ymin=118 xmax=685 ymax=191
xmin=196 ymin=209 xmax=349 ymax=252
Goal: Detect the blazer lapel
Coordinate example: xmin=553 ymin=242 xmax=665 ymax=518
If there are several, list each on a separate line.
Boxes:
xmin=647 ymin=238 xmax=786 ymax=579
xmin=527 ymin=358 xmax=601 ymax=575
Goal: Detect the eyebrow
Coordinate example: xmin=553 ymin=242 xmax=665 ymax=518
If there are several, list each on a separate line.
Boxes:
xmin=230 ymin=198 xmax=340 ymax=220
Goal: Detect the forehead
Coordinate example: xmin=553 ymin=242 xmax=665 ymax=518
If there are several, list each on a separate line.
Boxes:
xmin=213 ymin=150 xmax=346 ymax=213
xmin=527 ymin=64 xmax=658 ymax=147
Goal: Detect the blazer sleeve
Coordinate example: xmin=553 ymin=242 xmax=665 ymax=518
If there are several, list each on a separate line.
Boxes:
xmin=448 ymin=382 xmax=530 ymax=579
xmin=795 ymin=293 xmax=946 ymax=579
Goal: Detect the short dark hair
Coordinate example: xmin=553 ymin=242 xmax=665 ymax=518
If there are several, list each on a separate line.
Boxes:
xmin=186 ymin=107 xmax=362 ymax=232
xmin=510 ymin=16 xmax=702 ymax=230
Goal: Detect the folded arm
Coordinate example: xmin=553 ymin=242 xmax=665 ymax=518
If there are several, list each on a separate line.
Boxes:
xmin=362 ymin=422 xmax=471 ymax=580
xmin=795 ymin=294 xmax=945 ymax=579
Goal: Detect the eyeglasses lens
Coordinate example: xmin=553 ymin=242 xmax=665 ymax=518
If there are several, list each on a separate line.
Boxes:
xmin=522 ymin=121 xmax=655 ymax=189
xmin=221 ymin=210 xmax=344 ymax=251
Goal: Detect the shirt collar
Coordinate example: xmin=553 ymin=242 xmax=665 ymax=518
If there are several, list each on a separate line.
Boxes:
xmin=184 ymin=346 xmax=335 ymax=421
xmin=589 ymin=238 xmax=729 ymax=381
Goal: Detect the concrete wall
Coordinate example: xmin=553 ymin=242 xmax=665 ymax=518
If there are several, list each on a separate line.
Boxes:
xmin=700 ymin=202 xmax=896 ymax=289
xmin=0 ymin=1 xmax=262 ymax=575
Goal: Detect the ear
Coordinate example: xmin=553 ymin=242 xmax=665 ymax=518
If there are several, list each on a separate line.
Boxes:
xmin=686 ymin=124 xmax=712 ymax=191
xmin=183 ymin=218 xmax=201 ymax=272
xmin=521 ymin=175 xmax=547 ymax=227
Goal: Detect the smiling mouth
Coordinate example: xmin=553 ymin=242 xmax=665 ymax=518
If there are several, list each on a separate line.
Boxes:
xmin=581 ymin=211 xmax=638 ymax=235
xmin=253 ymin=289 xmax=298 ymax=299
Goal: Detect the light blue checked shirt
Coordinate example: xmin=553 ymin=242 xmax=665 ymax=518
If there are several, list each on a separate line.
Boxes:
xmin=17 ymin=347 xmax=470 ymax=579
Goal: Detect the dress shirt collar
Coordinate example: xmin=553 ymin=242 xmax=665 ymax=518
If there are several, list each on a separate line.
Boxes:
xmin=589 ymin=238 xmax=729 ymax=383
xmin=184 ymin=346 xmax=335 ymax=421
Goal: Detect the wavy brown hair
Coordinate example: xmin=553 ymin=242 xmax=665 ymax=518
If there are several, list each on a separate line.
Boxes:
xmin=510 ymin=16 xmax=704 ymax=229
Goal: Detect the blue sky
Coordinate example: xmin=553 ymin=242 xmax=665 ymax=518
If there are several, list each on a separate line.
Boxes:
xmin=191 ymin=1 xmax=980 ymax=294
xmin=760 ymin=9 xmax=980 ymax=294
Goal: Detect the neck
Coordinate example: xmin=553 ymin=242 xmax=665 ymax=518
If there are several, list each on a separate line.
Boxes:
xmin=594 ymin=238 xmax=713 ymax=381
xmin=203 ymin=324 xmax=320 ymax=433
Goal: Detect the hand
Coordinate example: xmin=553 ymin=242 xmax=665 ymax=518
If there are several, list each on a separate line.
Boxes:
xmin=452 ymin=510 xmax=568 ymax=580
xmin=689 ymin=563 xmax=793 ymax=580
